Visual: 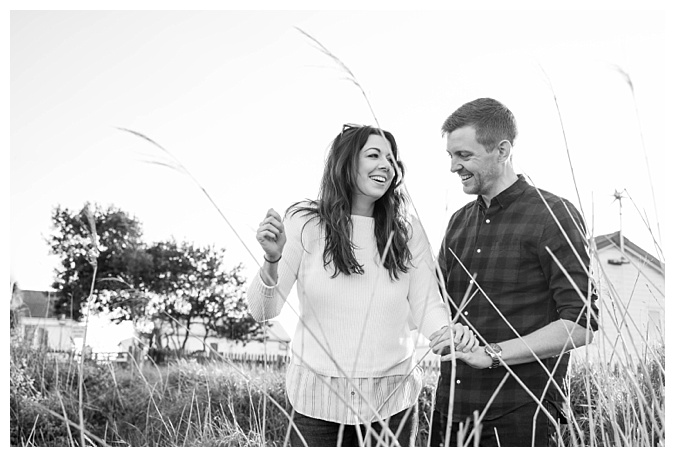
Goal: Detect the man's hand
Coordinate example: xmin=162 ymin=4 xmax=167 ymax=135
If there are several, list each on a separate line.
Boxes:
xmin=441 ymin=345 xmax=493 ymax=369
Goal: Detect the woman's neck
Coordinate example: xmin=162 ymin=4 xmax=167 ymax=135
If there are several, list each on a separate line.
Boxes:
xmin=351 ymin=198 xmax=375 ymax=217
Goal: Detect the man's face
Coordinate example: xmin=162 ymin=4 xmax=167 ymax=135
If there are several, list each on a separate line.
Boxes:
xmin=446 ymin=125 xmax=500 ymax=197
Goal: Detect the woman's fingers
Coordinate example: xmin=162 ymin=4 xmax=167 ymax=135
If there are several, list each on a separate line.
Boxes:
xmin=461 ymin=331 xmax=475 ymax=353
xmin=267 ymin=207 xmax=282 ymax=220
xmin=257 ymin=229 xmax=278 ymax=242
xmin=453 ymin=324 xmax=476 ymax=352
xmin=431 ymin=323 xmax=481 ymax=357
xmin=428 ymin=326 xmax=448 ymax=346
xmin=261 ymin=216 xmax=284 ymax=232
xmin=260 ymin=222 xmax=281 ymax=237
xmin=256 ymin=208 xmax=285 ymax=242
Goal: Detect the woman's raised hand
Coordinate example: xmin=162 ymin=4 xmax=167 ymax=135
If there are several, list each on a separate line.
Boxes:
xmin=256 ymin=208 xmax=287 ymax=262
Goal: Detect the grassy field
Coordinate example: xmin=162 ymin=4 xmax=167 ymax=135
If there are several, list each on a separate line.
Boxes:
xmin=10 ymin=332 xmax=664 ymax=447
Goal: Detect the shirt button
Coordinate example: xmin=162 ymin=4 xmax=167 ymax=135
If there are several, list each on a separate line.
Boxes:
xmin=476 ymin=248 xmax=481 ymax=253
xmin=464 ymin=311 xmax=469 ymax=315
xmin=486 ymin=219 xmax=491 ymax=224
xmin=351 ymin=391 xmax=355 ymax=396
xmin=456 ymin=379 xmax=461 ymax=384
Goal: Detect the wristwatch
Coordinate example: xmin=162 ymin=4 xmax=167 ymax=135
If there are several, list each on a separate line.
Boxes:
xmin=484 ymin=343 xmax=503 ymax=369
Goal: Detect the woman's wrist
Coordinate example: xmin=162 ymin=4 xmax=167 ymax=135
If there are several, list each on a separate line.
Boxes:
xmin=264 ymin=254 xmax=282 ymax=264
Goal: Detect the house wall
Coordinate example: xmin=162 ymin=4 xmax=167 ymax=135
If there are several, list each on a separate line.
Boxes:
xmin=158 ymin=321 xmax=290 ymax=357
xmin=165 ymin=334 xmax=289 ymax=356
xmin=585 ymin=244 xmax=665 ymax=363
xmin=18 ymin=317 xmax=82 ymax=351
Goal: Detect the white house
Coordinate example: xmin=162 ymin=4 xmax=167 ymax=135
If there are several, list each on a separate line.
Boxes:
xmin=12 ymin=289 xmax=82 ymax=351
xmin=583 ymin=231 xmax=665 ymax=363
xmin=162 ymin=320 xmax=291 ymax=357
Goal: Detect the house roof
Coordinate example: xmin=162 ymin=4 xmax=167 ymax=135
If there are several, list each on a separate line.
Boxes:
xmin=17 ymin=290 xmax=58 ymax=319
xmin=593 ymin=231 xmax=663 ymax=272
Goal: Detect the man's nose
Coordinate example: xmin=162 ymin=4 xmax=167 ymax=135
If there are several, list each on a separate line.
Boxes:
xmin=450 ymin=157 xmax=462 ymax=173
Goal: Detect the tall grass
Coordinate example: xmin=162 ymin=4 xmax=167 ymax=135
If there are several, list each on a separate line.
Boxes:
xmin=9 ymin=334 xmax=665 ymax=447
xmin=10 ymin=338 xmax=289 ymax=446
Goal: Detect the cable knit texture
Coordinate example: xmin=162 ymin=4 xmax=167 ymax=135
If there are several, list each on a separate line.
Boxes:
xmin=247 ymin=210 xmax=450 ymax=377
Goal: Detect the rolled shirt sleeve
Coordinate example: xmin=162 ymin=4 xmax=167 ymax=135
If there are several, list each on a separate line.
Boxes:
xmin=538 ymin=199 xmax=599 ymax=331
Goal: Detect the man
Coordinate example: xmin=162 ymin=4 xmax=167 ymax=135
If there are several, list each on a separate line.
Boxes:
xmin=428 ymin=98 xmax=598 ymax=446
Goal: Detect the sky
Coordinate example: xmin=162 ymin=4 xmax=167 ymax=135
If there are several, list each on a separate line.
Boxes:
xmin=8 ymin=2 xmax=671 ymax=337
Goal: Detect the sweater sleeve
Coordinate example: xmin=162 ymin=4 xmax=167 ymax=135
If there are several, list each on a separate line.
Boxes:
xmin=246 ymin=210 xmax=306 ymax=322
xmin=406 ymin=216 xmax=452 ymax=339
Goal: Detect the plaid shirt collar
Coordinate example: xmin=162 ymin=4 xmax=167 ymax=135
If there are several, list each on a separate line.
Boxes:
xmin=476 ymin=174 xmax=529 ymax=211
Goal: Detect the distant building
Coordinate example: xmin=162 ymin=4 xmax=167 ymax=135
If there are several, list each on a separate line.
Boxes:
xmin=12 ymin=289 xmax=82 ymax=351
xmin=583 ymin=231 xmax=665 ymax=363
xmin=13 ymin=288 xmax=289 ymax=360
xmin=168 ymin=320 xmax=291 ymax=357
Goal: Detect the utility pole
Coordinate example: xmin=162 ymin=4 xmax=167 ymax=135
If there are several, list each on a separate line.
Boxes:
xmin=611 ymin=189 xmax=629 ymax=264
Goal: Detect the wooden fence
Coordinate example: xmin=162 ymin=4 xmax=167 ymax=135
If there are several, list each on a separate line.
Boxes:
xmin=219 ymin=352 xmax=441 ymax=373
xmin=47 ymin=348 xmax=442 ymax=373
xmin=220 ymin=352 xmax=289 ymax=369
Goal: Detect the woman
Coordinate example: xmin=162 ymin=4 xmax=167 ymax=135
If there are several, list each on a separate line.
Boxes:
xmin=247 ymin=124 xmax=476 ymax=447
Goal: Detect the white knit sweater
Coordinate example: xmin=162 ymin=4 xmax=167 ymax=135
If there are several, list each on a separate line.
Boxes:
xmin=247 ymin=210 xmax=450 ymax=377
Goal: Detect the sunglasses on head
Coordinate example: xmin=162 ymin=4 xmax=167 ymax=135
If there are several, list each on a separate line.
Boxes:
xmin=341 ymin=123 xmax=364 ymax=134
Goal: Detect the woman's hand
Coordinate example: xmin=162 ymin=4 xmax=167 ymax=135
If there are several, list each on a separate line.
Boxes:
xmin=256 ymin=208 xmax=287 ymax=262
xmin=429 ymin=323 xmax=480 ymax=356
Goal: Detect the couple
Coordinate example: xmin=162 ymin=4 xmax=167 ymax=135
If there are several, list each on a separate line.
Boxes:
xmin=246 ymin=98 xmax=598 ymax=447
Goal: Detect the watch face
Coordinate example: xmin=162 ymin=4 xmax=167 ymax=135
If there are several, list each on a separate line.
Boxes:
xmin=488 ymin=343 xmax=502 ymax=356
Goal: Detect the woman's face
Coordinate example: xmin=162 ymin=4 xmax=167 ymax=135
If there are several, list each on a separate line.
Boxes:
xmin=352 ymin=134 xmax=395 ymax=208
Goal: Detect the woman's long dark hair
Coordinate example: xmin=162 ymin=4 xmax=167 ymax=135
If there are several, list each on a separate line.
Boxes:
xmin=289 ymin=124 xmax=412 ymax=280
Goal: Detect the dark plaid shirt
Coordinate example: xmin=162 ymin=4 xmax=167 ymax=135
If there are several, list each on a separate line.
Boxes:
xmin=435 ymin=175 xmax=598 ymax=421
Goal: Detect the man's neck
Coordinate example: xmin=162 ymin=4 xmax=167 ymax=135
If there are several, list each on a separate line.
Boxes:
xmin=481 ymin=172 xmax=519 ymax=207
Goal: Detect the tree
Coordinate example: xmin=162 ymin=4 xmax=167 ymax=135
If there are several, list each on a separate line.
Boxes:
xmin=48 ymin=204 xmax=261 ymax=349
xmin=48 ymin=203 xmax=148 ymax=320
xmin=143 ymin=241 xmax=263 ymax=350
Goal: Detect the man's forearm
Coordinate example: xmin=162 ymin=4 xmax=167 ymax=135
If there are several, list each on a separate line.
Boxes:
xmin=498 ymin=319 xmax=594 ymax=366
xmin=440 ymin=319 xmax=595 ymax=368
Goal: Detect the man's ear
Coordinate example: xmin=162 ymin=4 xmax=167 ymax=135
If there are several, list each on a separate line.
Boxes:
xmin=496 ymin=140 xmax=512 ymax=163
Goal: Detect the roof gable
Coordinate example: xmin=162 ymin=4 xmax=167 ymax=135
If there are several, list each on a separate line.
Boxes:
xmin=594 ymin=232 xmax=664 ymax=273
xmin=17 ymin=290 xmax=58 ymax=319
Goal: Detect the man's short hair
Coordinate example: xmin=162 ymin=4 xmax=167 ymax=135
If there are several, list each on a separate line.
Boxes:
xmin=441 ymin=98 xmax=518 ymax=151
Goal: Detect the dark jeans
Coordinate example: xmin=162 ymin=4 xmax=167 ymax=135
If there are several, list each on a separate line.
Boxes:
xmin=429 ymin=401 xmax=560 ymax=447
xmin=288 ymin=406 xmax=416 ymax=447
